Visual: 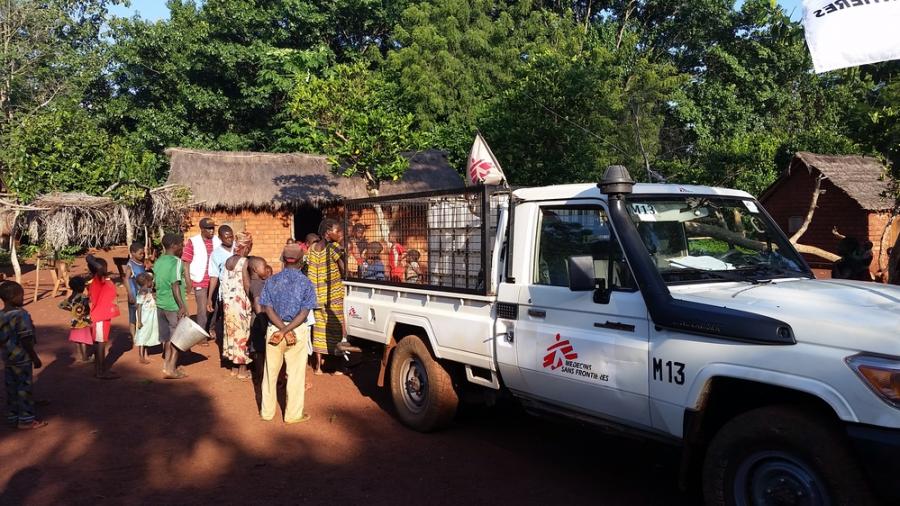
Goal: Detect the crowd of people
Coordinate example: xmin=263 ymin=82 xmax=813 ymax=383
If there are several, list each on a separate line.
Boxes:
xmin=0 ymin=216 xmax=351 ymax=430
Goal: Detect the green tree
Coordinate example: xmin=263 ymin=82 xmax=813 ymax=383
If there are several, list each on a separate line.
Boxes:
xmin=0 ymin=0 xmax=117 ymax=131
xmin=2 ymin=100 xmax=157 ymax=201
xmin=612 ymin=0 xmax=875 ymax=194
xmin=105 ymin=0 xmax=411 ymax=163
xmin=281 ymin=62 xmax=426 ymax=192
xmin=484 ymin=24 xmax=684 ymax=185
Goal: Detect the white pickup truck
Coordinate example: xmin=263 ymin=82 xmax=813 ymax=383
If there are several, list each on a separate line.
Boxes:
xmin=341 ymin=166 xmax=900 ymax=506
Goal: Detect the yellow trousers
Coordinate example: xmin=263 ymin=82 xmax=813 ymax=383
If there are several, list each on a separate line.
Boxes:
xmin=260 ymin=323 xmax=309 ymax=422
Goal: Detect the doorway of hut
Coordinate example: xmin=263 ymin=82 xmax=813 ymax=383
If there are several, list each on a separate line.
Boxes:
xmin=294 ymin=205 xmax=323 ymax=243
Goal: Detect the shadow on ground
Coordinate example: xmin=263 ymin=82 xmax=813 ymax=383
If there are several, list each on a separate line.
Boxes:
xmin=0 ymin=318 xmax=693 ymax=506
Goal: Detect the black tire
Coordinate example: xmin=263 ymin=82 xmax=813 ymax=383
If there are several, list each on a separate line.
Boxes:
xmin=389 ymin=335 xmax=458 ymax=432
xmin=702 ymin=405 xmax=875 ymax=506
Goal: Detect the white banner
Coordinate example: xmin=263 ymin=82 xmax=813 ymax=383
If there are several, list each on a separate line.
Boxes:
xmin=466 ymin=132 xmax=506 ymax=186
xmin=802 ymin=0 xmax=900 ymax=73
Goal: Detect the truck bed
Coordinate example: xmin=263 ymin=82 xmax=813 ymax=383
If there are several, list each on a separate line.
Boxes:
xmin=340 ymin=186 xmax=510 ymax=371
xmin=344 ymin=282 xmax=497 ymax=371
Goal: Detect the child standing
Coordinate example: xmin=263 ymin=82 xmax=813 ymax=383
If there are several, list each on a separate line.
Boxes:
xmin=124 ymin=241 xmax=146 ymax=340
xmin=86 ymin=255 xmax=120 ymax=380
xmin=58 ymin=277 xmax=93 ymax=362
xmin=387 ymin=230 xmax=406 ymax=282
xmin=155 ymin=233 xmax=188 ymax=379
xmin=247 ymin=256 xmax=270 ymax=379
xmin=134 ymin=272 xmax=160 ymax=364
xmin=361 ymin=242 xmax=386 ymax=281
xmin=0 ymin=281 xmax=46 ymax=429
xmin=405 ymin=249 xmax=423 ymax=283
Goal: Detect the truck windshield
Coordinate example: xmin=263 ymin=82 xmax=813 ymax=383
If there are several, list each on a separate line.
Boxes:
xmin=626 ymin=196 xmax=810 ymax=284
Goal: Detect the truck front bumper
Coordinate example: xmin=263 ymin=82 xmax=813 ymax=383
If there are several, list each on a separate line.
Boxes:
xmin=846 ymin=423 xmax=900 ymax=503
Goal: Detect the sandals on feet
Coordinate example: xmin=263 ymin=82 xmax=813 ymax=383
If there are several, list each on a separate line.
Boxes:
xmin=164 ymin=370 xmax=187 ymax=380
xmin=284 ymin=414 xmax=311 ymax=424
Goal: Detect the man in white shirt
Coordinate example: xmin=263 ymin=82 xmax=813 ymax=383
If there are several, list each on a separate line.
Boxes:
xmin=181 ymin=218 xmax=220 ymax=340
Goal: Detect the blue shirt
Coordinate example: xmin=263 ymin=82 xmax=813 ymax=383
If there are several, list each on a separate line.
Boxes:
xmin=208 ymin=245 xmax=234 ymax=280
xmin=362 ymin=260 xmax=386 ymax=281
xmin=259 ymin=268 xmax=318 ymax=322
xmin=127 ymin=259 xmax=145 ymax=300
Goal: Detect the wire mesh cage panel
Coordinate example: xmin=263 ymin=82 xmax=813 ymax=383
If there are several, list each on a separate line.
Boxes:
xmin=343 ymin=186 xmax=506 ymax=295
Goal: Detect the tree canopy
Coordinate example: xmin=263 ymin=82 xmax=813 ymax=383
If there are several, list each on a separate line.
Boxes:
xmin=0 ymin=0 xmax=897 ymax=202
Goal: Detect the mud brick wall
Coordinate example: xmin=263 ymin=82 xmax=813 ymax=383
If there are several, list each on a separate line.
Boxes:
xmin=184 ymin=209 xmax=294 ymax=270
xmin=761 ymin=168 xmax=890 ymax=279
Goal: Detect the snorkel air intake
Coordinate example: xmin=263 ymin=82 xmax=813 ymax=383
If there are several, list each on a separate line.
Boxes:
xmin=599 ymin=166 xmax=795 ymax=345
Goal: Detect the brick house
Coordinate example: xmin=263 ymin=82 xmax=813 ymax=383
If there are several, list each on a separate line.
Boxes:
xmin=165 ymin=148 xmax=463 ymax=268
xmin=760 ymin=152 xmax=899 ymax=280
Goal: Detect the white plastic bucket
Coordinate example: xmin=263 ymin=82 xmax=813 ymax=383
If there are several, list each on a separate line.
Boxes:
xmin=171 ymin=317 xmax=210 ymax=352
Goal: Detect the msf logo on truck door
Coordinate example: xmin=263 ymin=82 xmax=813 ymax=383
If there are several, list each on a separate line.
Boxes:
xmin=542 ymin=334 xmax=610 ymax=382
xmin=543 ymin=334 xmax=578 ymax=370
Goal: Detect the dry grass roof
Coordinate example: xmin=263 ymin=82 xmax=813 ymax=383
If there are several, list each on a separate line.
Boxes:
xmin=0 ymin=186 xmax=190 ymax=250
xmin=790 ymin=152 xmax=895 ymax=211
xmin=165 ymin=148 xmax=463 ymax=211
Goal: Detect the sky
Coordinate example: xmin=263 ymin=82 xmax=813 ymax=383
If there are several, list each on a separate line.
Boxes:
xmin=110 ymin=1 xmax=807 ymax=22
xmin=110 ymin=0 xmax=171 ymax=21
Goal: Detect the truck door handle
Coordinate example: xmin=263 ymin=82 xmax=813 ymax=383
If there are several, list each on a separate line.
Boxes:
xmin=594 ymin=321 xmax=635 ymax=332
xmin=527 ymin=309 xmax=546 ymax=318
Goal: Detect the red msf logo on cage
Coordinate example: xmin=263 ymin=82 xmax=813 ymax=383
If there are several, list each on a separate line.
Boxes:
xmin=543 ymin=334 xmax=577 ymax=370
xmin=543 ymin=333 xmax=610 ymax=382
xmin=348 ymin=307 xmax=362 ymax=320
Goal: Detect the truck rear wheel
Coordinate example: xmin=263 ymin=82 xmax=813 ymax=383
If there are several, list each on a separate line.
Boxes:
xmin=702 ymin=405 xmax=874 ymax=506
xmin=389 ymin=335 xmax=458 ymax=432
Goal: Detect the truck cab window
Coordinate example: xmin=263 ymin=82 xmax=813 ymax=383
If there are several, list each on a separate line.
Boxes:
xmin=534 ymin=207 xmax=635 ymax=289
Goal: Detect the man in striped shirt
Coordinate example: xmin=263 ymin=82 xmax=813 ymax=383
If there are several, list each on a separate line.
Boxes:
xmin=182 ymin=218 xmax=220 ymax=341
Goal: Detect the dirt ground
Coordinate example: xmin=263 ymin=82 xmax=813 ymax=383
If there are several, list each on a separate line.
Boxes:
xmin=0 ymin=248 xmax=693 ymax=505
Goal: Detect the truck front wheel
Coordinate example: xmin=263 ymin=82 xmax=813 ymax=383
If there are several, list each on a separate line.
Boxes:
xmin=702 ymin=405 xmax=874 ymax=506
xmin=389 ymin=335 xmax=458 ymax=432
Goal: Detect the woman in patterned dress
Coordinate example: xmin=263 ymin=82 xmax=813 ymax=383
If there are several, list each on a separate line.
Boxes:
xmin=306 ymin=218 xmax=346 ymax=375
xmin=221 ymin=233 xmax=253 ymax=380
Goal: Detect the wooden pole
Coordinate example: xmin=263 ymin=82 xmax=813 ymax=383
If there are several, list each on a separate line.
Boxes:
xmin=10 ymin=211 xmax=21 ymax=284
xmin=33 ymin=257 xmax=40 ymax=303
xmin=123 ymin=206 xmax=133 ymax=246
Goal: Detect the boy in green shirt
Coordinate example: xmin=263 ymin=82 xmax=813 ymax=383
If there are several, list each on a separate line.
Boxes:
xmin=155 ymin=233 xmax=189 ymax=379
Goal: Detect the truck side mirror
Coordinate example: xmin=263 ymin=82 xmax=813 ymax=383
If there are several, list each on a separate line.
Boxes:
xmin=568 ymin=255 xmax=612 ymax=304
xmin=568 ymin=255 xmax=595 ymax=291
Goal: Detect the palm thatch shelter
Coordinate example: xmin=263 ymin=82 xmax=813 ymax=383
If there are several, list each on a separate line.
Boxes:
xmin=165 ymin=148 xmax=463 ymax=266
xmin=0 ymin=185 xmax=192 ymax=282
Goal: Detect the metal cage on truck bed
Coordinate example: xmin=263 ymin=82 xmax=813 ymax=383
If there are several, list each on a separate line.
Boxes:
xmin=342 ymin=185 xmax=507 ymax=295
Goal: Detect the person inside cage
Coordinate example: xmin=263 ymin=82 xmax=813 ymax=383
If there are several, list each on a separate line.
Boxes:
xmin=361 ymin=242 xmax=386 ymax=281
xmin=387 ymin=230 xmax=406 ymax=282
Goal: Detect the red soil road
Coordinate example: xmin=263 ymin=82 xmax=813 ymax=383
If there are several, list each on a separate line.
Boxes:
xmin=0 ymin=248 xmax=693 ymax=505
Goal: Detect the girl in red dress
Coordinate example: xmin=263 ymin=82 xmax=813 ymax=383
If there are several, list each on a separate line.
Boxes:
xmin=387 ymin=230 xmax=406 ymax=282
xmin=86 ymin=255 xmax=121 ymax=379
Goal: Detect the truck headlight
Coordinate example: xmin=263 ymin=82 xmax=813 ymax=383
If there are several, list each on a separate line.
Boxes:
xmin=846 ymin=355 xmax=900 ymax=407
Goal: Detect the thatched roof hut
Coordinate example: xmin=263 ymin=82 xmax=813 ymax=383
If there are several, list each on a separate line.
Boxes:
xmin=787 ymin=152 xmax=894 ymax=210
xmin=164 ymin=147 xmax=464 ymax=267
xmin=761 ymin=152 xmax=898 ymax=280
xmin=0 ymin=186 xmax=191 ymax=251
xmin=164 ymin=148 xmax=462 ymax=211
